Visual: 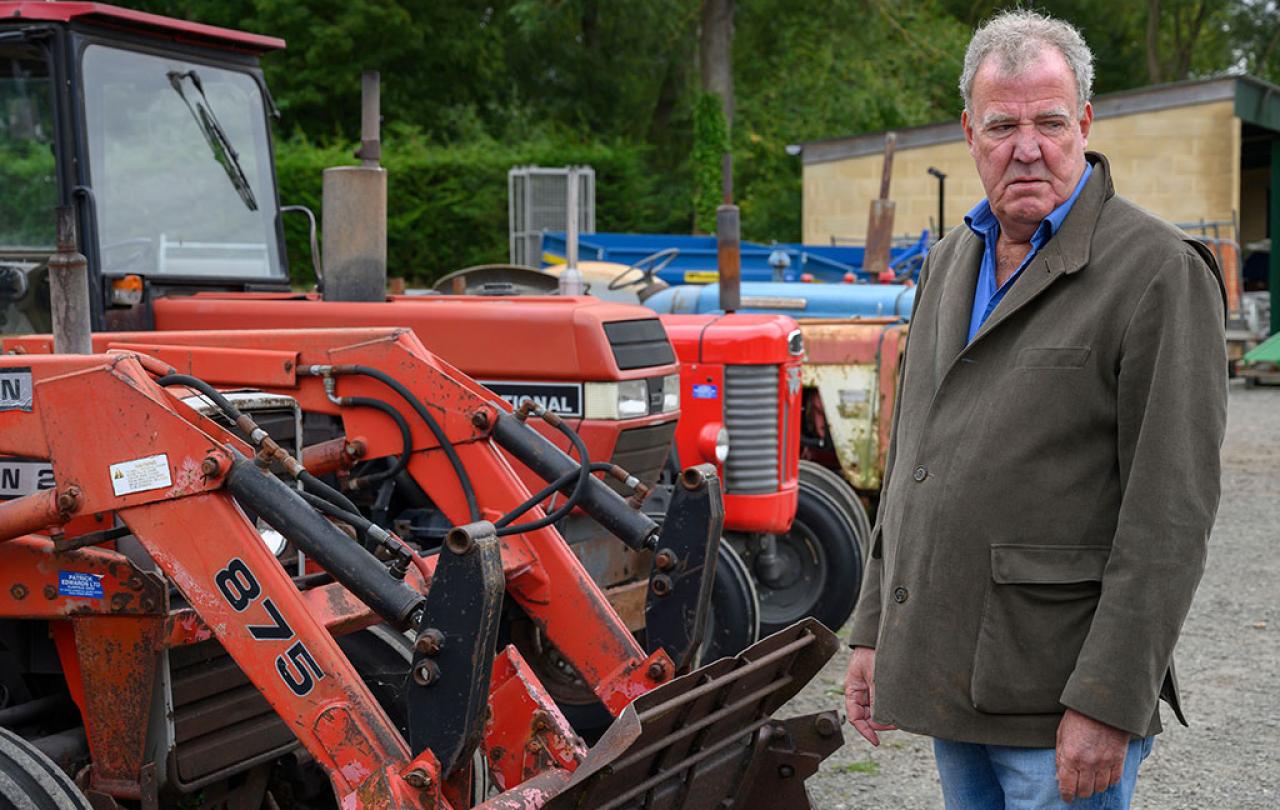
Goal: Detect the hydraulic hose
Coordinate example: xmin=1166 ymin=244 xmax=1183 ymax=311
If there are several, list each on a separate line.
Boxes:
xmin=302 ymin=365 xmax=481 ymax=523
xmin=225 ymin=455 xmax=422 ymax=628
xmin=341 ymin=396 xmax=413 ymax=489
xmin=491 ymin=411 xmax=660 ymax=550
xmin=297 ymin=489 xmax=429 ymax=584
xmin=492 ymin=405 xmax=593 ymax=536
xmin=494 ymin=461 xmax=621 ymax=536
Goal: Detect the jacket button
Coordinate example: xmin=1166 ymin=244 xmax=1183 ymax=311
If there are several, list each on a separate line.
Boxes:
xmin=893 ymin=587 xmax=909 ymax=604
xmin=912 ymin=465 xmax=928 ymax=482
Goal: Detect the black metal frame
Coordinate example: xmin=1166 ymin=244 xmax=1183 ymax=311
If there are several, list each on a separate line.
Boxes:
xmin=0 ymin=17 xmax=295 ymax=330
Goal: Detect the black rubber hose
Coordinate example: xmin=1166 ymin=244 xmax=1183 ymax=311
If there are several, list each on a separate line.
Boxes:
xmin=325 ymin=366 xmax=480 ymax=523
xmin=490 ymin=412 xmax=659 ymax=550
xmin=156 ymin=374 xmax=245 ymax=422
xmin=341 ymin=395 xmax=412 ymax=489
xmin=494 ymin=422 xmax=592 ymax=536
xmin=225 ymin=457 xmax=422 ymax=627
xmin=298 ymin=488 xmax=375 ymax=536
xmin=494 ymin=462 xmax=618 ymax=534
xmin=298 ymin=470 xmax=362 ymax=519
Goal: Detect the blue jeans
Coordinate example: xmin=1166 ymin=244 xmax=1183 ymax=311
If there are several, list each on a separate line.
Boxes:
xmin=933 ymin=736 xmax=1154 ymax=809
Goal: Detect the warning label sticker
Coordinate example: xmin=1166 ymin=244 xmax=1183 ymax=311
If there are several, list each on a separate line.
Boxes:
xmin=59 ymin=571 xmax=103 ymax=599
xmin=109 ymin=454 xmax=172 ymax=497
xmin=0 ymin=368 xmax=33 ymax=412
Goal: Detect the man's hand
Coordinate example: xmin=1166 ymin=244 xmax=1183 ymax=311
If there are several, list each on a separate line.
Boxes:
xmin=843 ymin=646 xmax=896 ymax=745
xmin=1055 ymin=708 xmax=1131 ymax=802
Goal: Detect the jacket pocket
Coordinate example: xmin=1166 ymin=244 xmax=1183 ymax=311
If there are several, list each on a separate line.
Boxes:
xmin=970 ymin=544 xmax=1110 ymax=715
xmin=1016 ymin=346 xmax=1091 ymax=369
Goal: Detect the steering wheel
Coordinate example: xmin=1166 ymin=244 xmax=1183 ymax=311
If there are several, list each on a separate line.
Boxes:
xmin=607 ymin=247 xmax=680 ymax=291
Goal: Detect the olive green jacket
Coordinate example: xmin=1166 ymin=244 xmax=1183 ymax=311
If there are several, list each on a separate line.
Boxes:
xmin=848 ymin=153 xmax=1227 ymax=747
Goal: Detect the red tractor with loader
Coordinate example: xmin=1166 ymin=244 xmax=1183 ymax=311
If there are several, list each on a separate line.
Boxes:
xmin=0 ymin=3 xmax=847 ymax=807
xmin=0 ymin=0 xmax=867 ymax=653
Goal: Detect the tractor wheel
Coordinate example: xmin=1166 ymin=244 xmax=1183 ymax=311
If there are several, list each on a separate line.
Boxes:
xmin=699 ymin=543 xmax=761 ymax=663
xmin=338 ymin=626 xmax=491 ymax=802
xmin=749 ymin=482 xmax=863 ymax=636
xmin=797 ymin=460 xmax=873 ymax=558
xmin=0 ymin=726 xmax=92 ymax=810
xmin=503 ymin=543 xmax=762 ymax=740
xmin=337 ymin=624 xmax=416 ymax=737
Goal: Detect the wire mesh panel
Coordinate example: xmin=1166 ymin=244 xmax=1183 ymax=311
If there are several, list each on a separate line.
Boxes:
xmin=509 ymin=166 xmax=595 ymax=265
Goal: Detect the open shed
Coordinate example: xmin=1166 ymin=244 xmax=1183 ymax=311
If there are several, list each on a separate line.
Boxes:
xmin=797 ymin=75 xmax=1280 ymax=333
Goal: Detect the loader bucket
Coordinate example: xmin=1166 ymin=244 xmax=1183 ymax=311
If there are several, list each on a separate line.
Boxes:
xmin=481 ymin=618 xmax=843 ymax=810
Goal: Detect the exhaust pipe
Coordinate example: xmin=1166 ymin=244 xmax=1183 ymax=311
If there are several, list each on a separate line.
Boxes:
xmin=716 ymin=152 xmax=740 ymax=313
xmin=322 ymin=71 xmax=387 ymax=302
xmin=47 ymin=207 xmax=91 ymax=354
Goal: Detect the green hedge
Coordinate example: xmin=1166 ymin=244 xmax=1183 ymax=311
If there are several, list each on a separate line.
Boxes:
xmin=273 ymin=130 xmax=690 ymax=287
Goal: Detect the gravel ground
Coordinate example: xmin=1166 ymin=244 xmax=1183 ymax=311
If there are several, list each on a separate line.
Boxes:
xmin=784 ymin=380 xmax=1280 ymax=808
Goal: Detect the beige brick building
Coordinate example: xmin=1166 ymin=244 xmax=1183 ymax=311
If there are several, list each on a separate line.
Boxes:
xmin=797 ymin=76 xmax=1280 ymax=329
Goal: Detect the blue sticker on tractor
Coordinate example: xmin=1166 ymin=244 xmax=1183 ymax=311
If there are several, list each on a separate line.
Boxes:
xmin=692 ymin=384 xmax=719 ymax=400
xmin=58 ymin=571 xmax=103 ymax=599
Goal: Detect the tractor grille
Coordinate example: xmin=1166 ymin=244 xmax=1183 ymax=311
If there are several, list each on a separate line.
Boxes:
xmin=603 ymin=319 xmax=675 ymax=370
xmin=609 ymin=420 xmax=678 ymax=493
xmin=724 ymin=365 xmax=780 ymax=494
xmin=168 ymin=640 xmax=297 ymax=788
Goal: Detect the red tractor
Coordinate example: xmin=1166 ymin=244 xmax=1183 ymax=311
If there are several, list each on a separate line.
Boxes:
xmin=0 ymin=4 xmax=847 ymax=805
xmin=2 ymin=0 xmax=862 ymax=649
xmin=0 ymin=326 xmax=844 ymax=809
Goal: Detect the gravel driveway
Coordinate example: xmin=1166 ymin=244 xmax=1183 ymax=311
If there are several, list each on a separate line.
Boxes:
xmin=786 ymin=380 xmax=1280 ymax=808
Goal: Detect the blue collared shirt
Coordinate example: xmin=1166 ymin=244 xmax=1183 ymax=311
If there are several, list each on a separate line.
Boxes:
xmin=964 ymin=163 xmax=1092 ymax=342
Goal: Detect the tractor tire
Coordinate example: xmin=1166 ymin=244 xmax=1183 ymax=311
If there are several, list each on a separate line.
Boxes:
xmin=502 ymin=542 xmax=762 ymax=741
xmin=700 ymin=543 xmax=761 ymax=663
xmin=750 ymin=482 xmax=863 ymax=637
xmin=797 ymin=460 xmax=873 ymax=558
xmin=0 ymin=726 xmax=92 ymax=810
xmin=337 ymin=624 xmax=415 ymax=737
xmin=338 ymin=626 xmax=491 ymax=802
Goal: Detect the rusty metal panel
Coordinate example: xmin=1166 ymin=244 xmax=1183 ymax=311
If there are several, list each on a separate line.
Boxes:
xmin=798 ymin=320 xmax=908 ymax=493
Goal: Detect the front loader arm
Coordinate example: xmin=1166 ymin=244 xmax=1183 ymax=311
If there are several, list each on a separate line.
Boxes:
xmin=7 ymin=328 xmax=677 ymax=712
xmin=0 ymin=353 xmax=441 ymax=809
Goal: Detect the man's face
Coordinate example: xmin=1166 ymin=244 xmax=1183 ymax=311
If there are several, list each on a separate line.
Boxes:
xmin=962 ymin=48 xmax=1092 ymax=235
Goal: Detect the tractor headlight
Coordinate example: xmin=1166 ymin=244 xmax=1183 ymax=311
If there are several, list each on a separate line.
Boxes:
xmin=698 ymin=423 xmax=730 ymax=464
xmin=583 ymin=380 xmax=649 ymax=419
xmin=256 ymin=519 xmax=288 ymax=557
xmin=661 ymin=373 xmax=680 ymax=413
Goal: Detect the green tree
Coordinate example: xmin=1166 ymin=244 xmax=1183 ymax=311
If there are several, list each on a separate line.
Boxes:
xmin=692 ymin=93 xmax=730 ymax=234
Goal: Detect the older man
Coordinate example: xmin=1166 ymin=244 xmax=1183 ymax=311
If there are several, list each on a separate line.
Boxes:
xmin=842 ymin=10 xmax=1226 ymax=809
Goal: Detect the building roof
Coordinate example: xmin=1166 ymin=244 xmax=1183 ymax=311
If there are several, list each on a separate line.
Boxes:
xmin=796 ymin=75 xmax=1280 ymax=165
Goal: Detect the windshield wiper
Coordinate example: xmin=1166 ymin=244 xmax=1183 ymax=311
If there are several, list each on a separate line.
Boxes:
xmin=167 ymin=69 xmax=258 ymax=211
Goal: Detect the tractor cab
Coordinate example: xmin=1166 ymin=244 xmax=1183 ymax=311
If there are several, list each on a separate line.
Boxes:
xmin=0 ymin=2 xmax=289 ymax=335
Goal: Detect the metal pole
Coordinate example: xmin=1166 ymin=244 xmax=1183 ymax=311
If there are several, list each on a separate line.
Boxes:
xmin=567 ymin=168 xmax=579 ymax=269
xmin=716 ymin=152 xmax=740 ymax=313
xmin=1271 ymin=137 xmax=1280 ymax=335
xmin=48 ymin=207 xmax=91 ymax=355
xmin=928 ymin=166 xmax=947 ymax=238
xmin=359 ymin=71 xmax=380 ymax=167
xmin=559 ymin=167 xmax=584 ymax=295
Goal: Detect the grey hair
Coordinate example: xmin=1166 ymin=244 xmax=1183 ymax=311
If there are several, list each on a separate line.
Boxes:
xmin=959 ymin=9 xmax=1094 ymax=115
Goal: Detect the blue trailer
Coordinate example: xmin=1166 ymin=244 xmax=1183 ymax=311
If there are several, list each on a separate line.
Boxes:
xmin=540 ymin=231 xmax=929 ymax=285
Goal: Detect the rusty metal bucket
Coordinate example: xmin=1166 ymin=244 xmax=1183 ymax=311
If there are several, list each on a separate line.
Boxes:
xmin=480 ymin=618 xmax=843 ymax=810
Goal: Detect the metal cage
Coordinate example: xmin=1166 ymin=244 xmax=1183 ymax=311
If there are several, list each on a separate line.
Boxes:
xmin=508 ymin=166 xmax=595 ymax=266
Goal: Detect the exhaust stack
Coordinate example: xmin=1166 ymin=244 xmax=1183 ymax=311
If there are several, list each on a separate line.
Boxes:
xmin=48 ymin=207 xmax=91 ymax=354
xmin=716 ymin=152 xmax=740 ymax=313
xmin=322 ymin=71 xmax=387 ymax=301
